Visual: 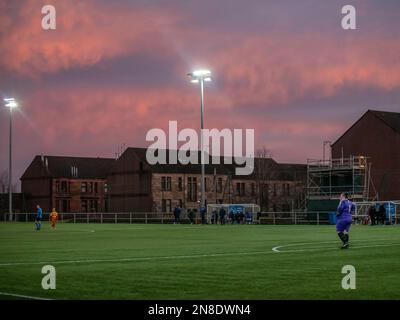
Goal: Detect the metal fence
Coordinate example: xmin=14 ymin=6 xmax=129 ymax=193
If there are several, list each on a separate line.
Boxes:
xmin=2 ymin=211 xmax=399 ymax=225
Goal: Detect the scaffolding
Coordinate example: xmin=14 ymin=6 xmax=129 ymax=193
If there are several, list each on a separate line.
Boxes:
xmin=307 ymin=156 xmax=370 ymax=201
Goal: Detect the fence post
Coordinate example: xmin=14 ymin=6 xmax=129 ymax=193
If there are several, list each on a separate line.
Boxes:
xmin=317 ymin=213 xmax=320 ymax=225
xmin=115 ymin=213 xmax=117 ymax=224
xmin=130 ymin=213 xmax=132 ymax=224
xmin=161 ymin=213 xmax=164 ymax=224
xmin=273 ymin=213 xmax=276 ymax=225
xmin=74 ymin=213 xmax=76 ymax=224
xmin=101 ymin=213 xmax=103 ymax=224
xmin=87 ymin=213 xmax=89 ymax=224
xmin=145 ymin=213 xmax=147 ymax=224
xmin=25 ymin=213 xmax=28 ymax=222
xmin=61 ymin=213 xmax=63 ymax=223
xmin=294 ymin=212 xmax=297 ymax=225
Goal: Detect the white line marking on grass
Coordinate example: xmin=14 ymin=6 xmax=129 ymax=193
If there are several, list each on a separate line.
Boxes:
xmin=272 ymin=239 xmax=400 ymax=253
xmin=0 ymin=292 xmax=52 ymax=300
xmin=1 ymin=240 xmax=400 ymax=267
xmin=0 ymin=251 xmax=277 ymax=267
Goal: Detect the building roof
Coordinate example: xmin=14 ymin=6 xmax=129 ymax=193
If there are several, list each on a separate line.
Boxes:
xmin=332 ymin=109 xmax=400 ymax=146
xmin=369 ymin=110 xmax=400 ymax=134
xmin=21 ymin=155 xmax=115 ymax=180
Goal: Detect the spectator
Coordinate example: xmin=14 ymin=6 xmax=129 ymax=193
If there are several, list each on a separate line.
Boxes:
xmin=368 ymin=205 xmax=376 ymax=225
xmin=229 ymin=210 xmax=234 ymax=224
xmin=378 ymin=204 xmax=386 ymax=225
xmin=246 ymin=211 xmax=253 ymax=224
xmin=200 ymin=206 xmax=207 ymax=224
xmin=212 ymin=209 xmax=217 ymax=224
xmin=173 ymin=205 xmax=181 ymax=224
xmin=188 ymin=209 xmax=195 ymax=224
xmin=219 ymin=207 xmax=226 ymax=225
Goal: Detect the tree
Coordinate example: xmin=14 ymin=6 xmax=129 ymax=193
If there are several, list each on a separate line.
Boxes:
xmin=0 ymin=170 xmax=8 ymax=194
xmin=254 ymin=147 xmax=276 ymax=211
xmin=0 ymin=170 xmax=18 ymax=193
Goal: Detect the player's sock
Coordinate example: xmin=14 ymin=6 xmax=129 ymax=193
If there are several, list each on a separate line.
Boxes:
xmin=337 ymin=232 xmax=346 ymax=244
xmin=344 ymin=233 xmax=349 ymax=244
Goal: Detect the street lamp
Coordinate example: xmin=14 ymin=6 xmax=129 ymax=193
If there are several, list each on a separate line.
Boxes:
xmin=3 ymin=98 xmax=17 ymax=222
xmin=187 ymin=70 xmax=212 ymax=211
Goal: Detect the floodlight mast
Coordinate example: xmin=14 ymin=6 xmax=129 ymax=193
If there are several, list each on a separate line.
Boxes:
xmin=187 ymin=70 xmax=212 ymax=210
xmin=3 ymin=98 xmax=18 ymax=222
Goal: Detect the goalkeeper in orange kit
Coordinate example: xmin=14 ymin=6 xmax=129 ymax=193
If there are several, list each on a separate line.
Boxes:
xmin=49 ymin=208 xmax=58 ymax=230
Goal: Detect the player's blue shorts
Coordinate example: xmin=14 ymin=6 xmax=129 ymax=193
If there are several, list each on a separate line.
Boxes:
xmin=35 ymin=216 xmax=42 ymax=222
xmin=336 ymin=216 xmax=352 ymax=233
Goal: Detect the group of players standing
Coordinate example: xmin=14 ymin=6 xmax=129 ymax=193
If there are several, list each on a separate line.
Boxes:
xmin=34 ymin=205 xmax=58 ymax=231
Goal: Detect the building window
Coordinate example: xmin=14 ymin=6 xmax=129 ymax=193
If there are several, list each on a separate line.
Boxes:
xmin=282 ymin=183 xmax=290 ymax=196
xmin=162 ymin=199 xmax=172 ymax=212
xmin=236 ymin=182 xmax=246 ymax=196
xmin=178 ymin=177 xmax=183 ymax=191
xmin=90 ymin=200 xmax=98 ymax=212
xmin=204 ymin=177 xmax=208 ymax=192
xmin=104 ymin=183 xmax=108 ymax=194
xmin=55 ymin=180 xmax=60 ymax=193
xmin=94 ymin=182 xmax=98 ymax=194
xmin=187 ymin=177 xmax=197 ymax=202
xmin=81 ymin=200 xmax=88 ymax=212
xmin=61 ymin=199 xmax=69 ymax=212
xmin=88 ymin=182 xmax=93 ymax=193
xmin=161 ymin=177 xmax=172 ymax=191
xmin=217 ymin=177 xmax=223 ymax=193
xmin=273 ymin=184 xmax=277 ymax=197
xmin=81 ymin=182 xmax=87 ymax=193
xmin=178 ymin=199 xmax=183 ymax=208
xmin=61 ymin=181 xmax=68 ymax=193
xmin=251 ymin=183 xmax=255 ymax=196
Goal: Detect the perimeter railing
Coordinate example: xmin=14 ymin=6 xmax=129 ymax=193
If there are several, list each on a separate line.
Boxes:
xmin=2 ymin=211 xmax=399 ymax=225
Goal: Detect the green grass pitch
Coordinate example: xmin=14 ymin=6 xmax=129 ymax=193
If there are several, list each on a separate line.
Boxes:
xmin=0 ymin=222 xmax=399 ymax=300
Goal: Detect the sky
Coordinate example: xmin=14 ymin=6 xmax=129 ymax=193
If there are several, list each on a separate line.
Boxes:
xmin=1 ymin=0 xmax=400 ymax=188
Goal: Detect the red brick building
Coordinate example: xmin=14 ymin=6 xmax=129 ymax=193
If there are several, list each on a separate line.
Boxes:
xmin=21 ymin=155 xmax=115 ymax=213
xmin=108 ymin=148 xmax=307 ymax=213
xmin=331 ymin=110 xmax=400 ymax=200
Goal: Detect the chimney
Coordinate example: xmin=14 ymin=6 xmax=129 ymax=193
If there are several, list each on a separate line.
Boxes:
xmin=71 ymin=166 xmax=78 ymax=177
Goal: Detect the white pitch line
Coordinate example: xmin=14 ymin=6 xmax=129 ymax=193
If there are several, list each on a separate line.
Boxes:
xmin=1 ymin=240 xmax=400 ymax=267
xmin=0 ymin=291 xmax=52 ymax=300
xmin=0 ymin=250 xmax=276 ymax=267
xmin=272 ymin=239 xmax=400 ymax=252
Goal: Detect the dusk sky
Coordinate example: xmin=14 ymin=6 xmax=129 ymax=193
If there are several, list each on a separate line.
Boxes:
xmin=1 ymin=0 xmax=400 ymax=188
